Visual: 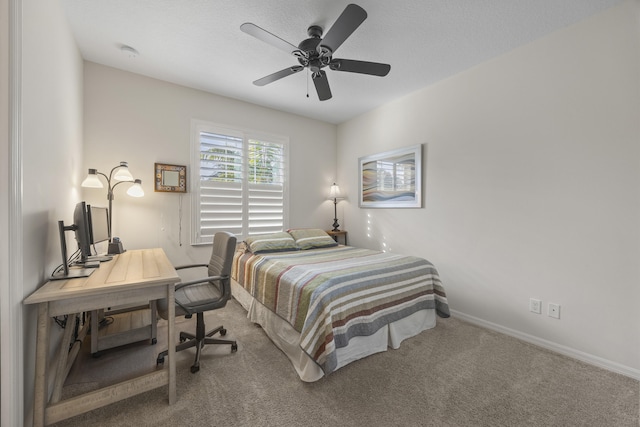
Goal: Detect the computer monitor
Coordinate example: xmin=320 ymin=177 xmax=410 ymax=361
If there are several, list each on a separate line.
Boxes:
xmin=73 ymin=201 xmax=92 ymax=262
xmin=88 ymin=205 xmax=109 ymax=244
xmin=50 ymin=201 xmax=112 ymax=279
xmin=86 ymin=205 xmax=113 ymax=261
xmin=50 ymin=219 xmax=94 ymax=280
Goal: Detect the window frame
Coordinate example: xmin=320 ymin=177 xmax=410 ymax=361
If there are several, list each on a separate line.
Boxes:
xmin=190 ymin=119 xmax=290 ymax=245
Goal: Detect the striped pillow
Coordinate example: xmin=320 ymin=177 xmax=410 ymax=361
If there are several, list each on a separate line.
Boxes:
xmin=288 ymin=228 xmax=338 ymax=250
xmin=244 ymin=232 xmax=299 ymax=254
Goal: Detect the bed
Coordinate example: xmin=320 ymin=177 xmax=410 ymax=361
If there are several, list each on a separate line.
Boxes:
xmin=230 ymin=229 xmax=449 ymax=381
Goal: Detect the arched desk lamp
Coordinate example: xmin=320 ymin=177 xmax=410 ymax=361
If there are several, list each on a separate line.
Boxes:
xmin=81 ymin=161 xmax=144 ymax=254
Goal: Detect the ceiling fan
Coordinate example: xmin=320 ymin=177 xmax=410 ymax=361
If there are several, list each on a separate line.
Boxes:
xmin=240 ymin=3 xmax=391 ymax=101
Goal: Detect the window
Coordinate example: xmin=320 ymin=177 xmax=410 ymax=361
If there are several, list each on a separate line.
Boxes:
xmin=191 ymin=120 xmax=289 ymax=244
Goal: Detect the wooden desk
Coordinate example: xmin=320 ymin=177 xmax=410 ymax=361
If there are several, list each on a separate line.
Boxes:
xmin=24 ymin=248 xmax=180 ymax=426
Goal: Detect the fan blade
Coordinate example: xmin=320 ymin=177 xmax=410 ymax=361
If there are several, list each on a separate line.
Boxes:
xmin=253 ymin=66 xmax=304 ymax=86
xmin=318 ymin=4 xmax=367 ymax=55
xmin=241 ymin=23 xmax=299 ymax=55
xmin=312 ymin=70 xmax=332 ymax=101
xmin=329 ymin=59 xmax=390 ymax=76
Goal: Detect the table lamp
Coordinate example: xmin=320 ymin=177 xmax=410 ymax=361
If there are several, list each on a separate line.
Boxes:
xmin=328 ymin=183 xmax=344 ymax=232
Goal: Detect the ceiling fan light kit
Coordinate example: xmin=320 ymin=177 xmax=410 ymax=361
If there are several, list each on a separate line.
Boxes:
xmin=240 ymin=3 xmax=390 ymax=101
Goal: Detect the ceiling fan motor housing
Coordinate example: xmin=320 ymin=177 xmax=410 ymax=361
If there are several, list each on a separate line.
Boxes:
xmin=297 ymin=26 xmax=329 ymax=73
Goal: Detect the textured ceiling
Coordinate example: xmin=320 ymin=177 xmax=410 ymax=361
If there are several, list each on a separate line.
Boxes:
xmin=61 ymin=0 xmax=623 ymax=124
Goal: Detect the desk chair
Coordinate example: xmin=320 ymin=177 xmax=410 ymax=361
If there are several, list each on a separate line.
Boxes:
xmin=157 ymin=231 xmax=238 ymax=373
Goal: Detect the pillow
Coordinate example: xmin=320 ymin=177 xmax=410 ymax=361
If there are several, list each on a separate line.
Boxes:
xmin=237 ymin=241 xmax=250 ymax=253
xmin=244 ymin=232 xmax=299 ymax=254
xmin=288 ymin=228 xmax=338 ymax=250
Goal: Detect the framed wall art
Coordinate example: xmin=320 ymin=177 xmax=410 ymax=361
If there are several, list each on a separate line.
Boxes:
xmin=154 ymin=163 xmax=187 ymax=193
xmin=358 ymin=144 xmax=422 ymax=208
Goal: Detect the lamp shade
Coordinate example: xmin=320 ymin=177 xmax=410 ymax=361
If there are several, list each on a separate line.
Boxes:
xmin=113 ymin=161 xmax=134 ymax=182
xmin=329 ymin=183 xmax=342 ymax=199
xmin=81 ymin=169 xmax=104 ymax=188
xmin=126 ymin=179 xmax=144 ymax=197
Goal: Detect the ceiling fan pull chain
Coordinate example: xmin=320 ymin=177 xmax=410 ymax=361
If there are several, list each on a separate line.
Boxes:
xmin=306 ymin=68 xmax=310 ymax=98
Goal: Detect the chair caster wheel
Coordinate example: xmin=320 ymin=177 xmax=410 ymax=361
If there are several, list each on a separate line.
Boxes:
xmin=220 ymin=328 xmax=227 ymax=336
xmin=190 ymin=365 xmax=199 ymax=373
xmin=231 ymin=343 xmax=238 ymax=353
xmin=156 ymin=356 xmax=164 ymax=366
xmin=151 ymin=338 xmax=157 ymax=345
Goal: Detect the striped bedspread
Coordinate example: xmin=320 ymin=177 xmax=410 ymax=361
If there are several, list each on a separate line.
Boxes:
xmin=232 ymin=245 xmax=449 ymax=375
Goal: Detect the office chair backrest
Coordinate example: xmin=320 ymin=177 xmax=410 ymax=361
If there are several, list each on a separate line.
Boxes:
xmin=208 ymin=231 xmax=237 ymax=296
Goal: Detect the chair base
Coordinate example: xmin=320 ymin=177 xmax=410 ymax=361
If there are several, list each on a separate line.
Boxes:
xmin=157 ymin=313 xmax=237 ymax=373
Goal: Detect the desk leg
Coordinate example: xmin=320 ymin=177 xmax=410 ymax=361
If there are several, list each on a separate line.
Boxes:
xmin=167 ymin=284 xmax=176 ymax=404
xmin=150 ymin=300 xmax=158 ymax=343
xmin=51 ymin=312 xmax=78 ymax=403
xmin=90 ymin=309 xmax=98 ymax=354
xmin=33 ymin=302 xmax=50 ymax=427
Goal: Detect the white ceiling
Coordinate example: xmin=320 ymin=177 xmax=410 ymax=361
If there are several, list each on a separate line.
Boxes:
xmin=61 ymin=0 xmax=623 ymax=124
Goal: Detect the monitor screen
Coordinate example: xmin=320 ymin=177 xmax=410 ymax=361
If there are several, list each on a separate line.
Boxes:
xmin=73 ymin=201 xmax=92 ymax=262
xmin=88 ymin=205 xmax=110 ymax=244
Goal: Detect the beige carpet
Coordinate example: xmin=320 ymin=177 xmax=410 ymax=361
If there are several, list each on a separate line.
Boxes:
xmin=54 ymin=299 xmax=639 ymax=426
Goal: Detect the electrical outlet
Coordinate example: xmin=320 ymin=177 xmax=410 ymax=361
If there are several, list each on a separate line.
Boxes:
xmin=529 ymin=298 xmax=542 ymax=314
xmin=548 ymin=303 xmax=561 ymax=319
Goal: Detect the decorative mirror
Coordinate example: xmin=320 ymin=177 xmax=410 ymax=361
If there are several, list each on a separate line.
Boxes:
xmin=154 ymin=163 xmax=187 ymax=193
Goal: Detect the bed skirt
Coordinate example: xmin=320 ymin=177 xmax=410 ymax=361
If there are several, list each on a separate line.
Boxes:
xmin=231 ymin=278 xmax=436 ymax=382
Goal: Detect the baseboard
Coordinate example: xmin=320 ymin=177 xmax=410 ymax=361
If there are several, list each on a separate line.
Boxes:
xmin=450 ymin=309 xmax=640 ymax=381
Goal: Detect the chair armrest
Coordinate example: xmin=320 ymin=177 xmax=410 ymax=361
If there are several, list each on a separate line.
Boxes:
xmin=174 ymin=263 xmax=208 ymax=271
xmin=174 ymin=275 xmax=226 ymax=291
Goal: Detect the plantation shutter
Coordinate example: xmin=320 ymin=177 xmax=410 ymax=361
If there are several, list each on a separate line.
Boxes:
xmin=198 ymin=132 xmax=244 ymax=239
xmin=247 ymin=139 xmax=285 ymax=235
xmin=192 ymin=122 xmax=288 ymax=244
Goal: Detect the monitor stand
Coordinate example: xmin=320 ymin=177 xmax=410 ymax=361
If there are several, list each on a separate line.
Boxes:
xmin=50 ymin=267 xmax=95 ymax=281
xmin=87 ymin=255 xmax=113 ymax=262
xmin=52 ymin=220 xmax=97 ymax=280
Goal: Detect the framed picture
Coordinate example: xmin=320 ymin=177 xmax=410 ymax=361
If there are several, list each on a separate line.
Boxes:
xmin=358 ymin=144 xmax=422 ymax=208
xmin=154 ymin=163 xmax=187 ymax=193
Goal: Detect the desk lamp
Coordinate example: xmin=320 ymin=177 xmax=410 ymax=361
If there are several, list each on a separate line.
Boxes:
xmin=328 ymin=183 xmax=344 ymax=232
xmin=81 ymin=161 xmax=144 ymax=254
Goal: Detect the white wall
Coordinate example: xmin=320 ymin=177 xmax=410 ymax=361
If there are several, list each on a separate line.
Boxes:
xmin=337 ymin=1 xmax=640 ymax=376
xmin=0 ymin=0 xmax=11 ymax=421
xmin=19 ymin=0 xmax=85 ymax=425
xmin=82 ymin=63 xmax=337 ymax=265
